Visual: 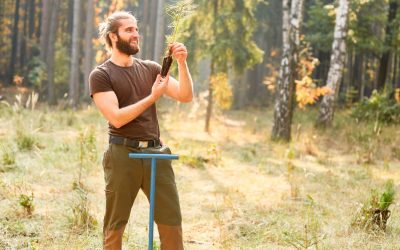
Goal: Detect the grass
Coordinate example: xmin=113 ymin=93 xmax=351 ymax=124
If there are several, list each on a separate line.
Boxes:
xmin=0 ymin=99 xmax=399 ymax=249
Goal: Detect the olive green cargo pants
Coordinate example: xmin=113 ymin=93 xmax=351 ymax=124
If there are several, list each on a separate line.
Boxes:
xmin=102 ymin=143 xmax=183 ymax=250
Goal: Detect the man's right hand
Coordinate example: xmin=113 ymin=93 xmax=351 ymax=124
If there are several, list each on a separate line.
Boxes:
xmin=151 ymin=74 xmax=169 ymax=102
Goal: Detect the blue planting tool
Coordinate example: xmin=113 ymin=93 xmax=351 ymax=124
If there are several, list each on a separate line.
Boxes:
xmin=128 ymin=153 xmax=179 ymax=250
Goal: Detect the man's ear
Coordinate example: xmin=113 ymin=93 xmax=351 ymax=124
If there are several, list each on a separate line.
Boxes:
xmin=109 ymin=32 xmax=117 ymax=43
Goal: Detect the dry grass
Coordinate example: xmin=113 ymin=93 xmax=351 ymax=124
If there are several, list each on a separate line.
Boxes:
xmin=0 ymin=98 xmax=399 ymax=249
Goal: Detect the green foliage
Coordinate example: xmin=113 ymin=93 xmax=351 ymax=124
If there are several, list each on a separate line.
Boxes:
xmin=304 ymin=0 xmax=336 ymax=52
xmin=77 ymin=127 xmax=98 ymax=184
xmin=180 ymin=155 xmax=207 ymax=168
xmin=16 ymin=130 xmax=37 ymax=151
xmin=54 ymin=42 xmax=71 ymax=96
xmin=211 ymin=73 xmax=232 ymax=110
xmin=27 ymin=57 xmax=47 ymax=89
xmin=379 ymin=180 xmax=395 ymax=210
xmin=348 ymin=0 xmax=387 ymax=53
xmin=18 ymin=193 xmax=35 ymax=216
xmin=352 ymin=180 xmax=395 ymax=231
xmin=1 ymin=147 xmax=16 ymax=167
xmin=351 ymin=91 xmax=400 ymax=124
xmin=68 ymin=185 xmax=98 ymax=233
xmin=165 ymin=0 xmax=195 ymax=46
xmin=177 ymin=0 xmax=264 ymax=75
xmin=283 ymin=195 xmax=325 ymax=249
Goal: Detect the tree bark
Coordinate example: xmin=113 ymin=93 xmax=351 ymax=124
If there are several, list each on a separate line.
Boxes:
xmin=8 ymin=0 xmax=21 ymax=85
xmin=205 ymin=0 xmax=218 ymax=133
xmin=140 ymin=0 xmax=150 ymax=59
xmin=83 ymin=0 xmax=94 ymax=99
xmin=153 ymin=0 xmax=165 ymax=62
xmin=27 ymin=0 xmax=36 ymax=61
xmin=271 ymin=0 xmax=304 ymax=141
xmin=19 ymin=0 xmax=29 ymax=73
xmin=392 ymin=53 xmax=400 ymax=89
xmin=376 ymin=1 xmax=398 ymax=92
xmin=68 ymin=0 xmax=82 ymax=107
xmin=317 ymin=0 xmax=349 ymax=127
xmin=205 ymin=63 xmax=215 ymax=133
xmin=47 ymin=0 xmax=60 ymax=104
xmin=146 ymin=0 xmax=158 ymax=60
xmin=40 ymin=0 xmax=52 ymax=62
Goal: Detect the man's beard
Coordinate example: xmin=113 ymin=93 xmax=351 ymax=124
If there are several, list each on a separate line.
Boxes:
xmin=116 ymin=33 xmax=140 ymax=55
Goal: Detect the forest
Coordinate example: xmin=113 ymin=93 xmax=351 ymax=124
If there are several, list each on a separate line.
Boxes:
xmin=0 ymin=0 xmax=400 ymax=249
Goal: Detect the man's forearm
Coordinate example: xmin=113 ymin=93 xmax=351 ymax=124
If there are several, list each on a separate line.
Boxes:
xmin=113 ymin=95 xmax=155 ymax=128
xmin=177 ymin=61 xmax=193 ymax=102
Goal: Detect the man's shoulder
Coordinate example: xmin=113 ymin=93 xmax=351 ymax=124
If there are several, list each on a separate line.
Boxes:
xmin=135 ymin=58 xmax=161 ymax=70
xmin=89 ymin=60 xmax=112 ymax=83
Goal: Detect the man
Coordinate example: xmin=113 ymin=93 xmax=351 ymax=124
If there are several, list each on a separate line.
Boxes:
xmin=89 ymin=11 xmax=193 ymax=250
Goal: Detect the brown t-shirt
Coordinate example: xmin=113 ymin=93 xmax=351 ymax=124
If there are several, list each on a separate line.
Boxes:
xmin=89 ymin=58 xmax=162 ymax=140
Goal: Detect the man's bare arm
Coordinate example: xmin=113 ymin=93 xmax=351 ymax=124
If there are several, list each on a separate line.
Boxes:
xmin=165 ymin=42 xmax=194 ymax=103
xmin=93 ymin=74 xmax=168 ymax=128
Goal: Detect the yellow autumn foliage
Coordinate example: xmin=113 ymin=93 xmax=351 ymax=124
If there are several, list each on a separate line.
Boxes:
xmin=295 ymin=76 xmax=332 ymax=108
xmin=395 ymin=88 xmax=400 ymax=104
xmin=210 ymin=73 xmax=232 ymax=110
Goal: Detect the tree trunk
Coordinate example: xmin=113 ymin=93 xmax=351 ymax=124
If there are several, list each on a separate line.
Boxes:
xmin=392 ymin=53 xmax=400 ymax=89
xmin=146 ymin=0 xmax=158 ymax=60
xmin=232 ymin=71 xmax=248 ymax=109
xmin=317 ymin=0 xmax=349 ymax=127
xmin=8 ymin=0 xmax=21 ymax=85
xmin=205 ymin=63 xmax=215 ymax=133
xmin=19 ymin=0 xmax=29 ymax=73
xmin=271 ymin=0 xmax=304 ymax=141
xmin=140 ymin=0 xmax=150 ymax=59
xmin=40 ymin=0 xmax=52 ymax=62
xmin=27 ymin=0 xmax=36 ymax=61
xmin=205 ymin=0 xmax=218 ymax=133
xmin=83 ymin=0 xmax=94 ymax=99
xmin=68 ymin=0 xmax=81 ymax=107
xmin=153 ymin=0 xmax=165 ymax=62
xmin=376 ymin=1 xmax=398 ymax=92
xmin=47 ymin=0 xmax=60 ymax=104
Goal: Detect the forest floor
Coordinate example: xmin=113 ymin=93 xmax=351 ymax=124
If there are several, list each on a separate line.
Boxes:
xmin=0 ymin=96 xmax=399 ymax=249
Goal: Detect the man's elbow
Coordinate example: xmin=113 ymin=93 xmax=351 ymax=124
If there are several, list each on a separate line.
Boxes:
xmin=108 ymin=113 xmax=124 ymax=128
xmin=179 ymin=93 xmax=193 ymax=103
xmin=109 ymin=119 xmax=123 ymax=128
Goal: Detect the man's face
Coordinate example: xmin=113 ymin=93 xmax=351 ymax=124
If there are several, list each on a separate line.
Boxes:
xmin=114 ymin=18 xmax=140 ymax=55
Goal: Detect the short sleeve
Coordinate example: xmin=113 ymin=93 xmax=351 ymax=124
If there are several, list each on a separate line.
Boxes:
xmin=145 ymin=60 xmax=162 ymax=77
xmin=89 ymin=68 xmax=112 ymax=98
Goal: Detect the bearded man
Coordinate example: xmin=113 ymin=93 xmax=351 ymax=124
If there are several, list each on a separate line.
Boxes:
xmin=89 ymin=11 xmax=193 ymax=250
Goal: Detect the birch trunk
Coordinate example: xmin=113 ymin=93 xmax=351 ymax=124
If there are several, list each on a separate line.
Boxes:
xmin=317 ymin=0 xmax=349 ymax=127
xmin=271 ymin=0 xmax=304 ymax=141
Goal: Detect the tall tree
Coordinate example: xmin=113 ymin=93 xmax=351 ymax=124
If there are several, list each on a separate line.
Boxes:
xmin=377 ymin=1 xmax=398 ymax=91
xmin=178 ymin=0 xmax=263 ymax=132
xmin=153 ymin=0 xmax=165 ymax=62
xmin=83 ymin=0 xmax=95 ymax=98
xmin=317 ymin=0 xmax=349 ymax=127
xmin=271 ymin=0 xmax=304 ymax=141
xmin=40 ymin=0 xmax=52 ymax=62
xmin=69 ymin=0 xmax=81 ymax=107
xmin=47 ymin=0 xmax=60 ymax=104
xmin=8 ymin=0 xmax=21 ymax=85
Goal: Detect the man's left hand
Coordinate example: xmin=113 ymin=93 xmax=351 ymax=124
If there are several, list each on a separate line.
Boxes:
xmin=169 ymin=42 xmax=187 ymax=64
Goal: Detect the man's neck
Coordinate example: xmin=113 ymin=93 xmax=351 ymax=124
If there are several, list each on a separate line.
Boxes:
xmin=110 ymin=50 xmax=134 ymax=67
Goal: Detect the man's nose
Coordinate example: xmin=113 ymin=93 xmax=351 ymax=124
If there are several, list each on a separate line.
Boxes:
xmin=132 ymin=31 xmax=139 ymax=38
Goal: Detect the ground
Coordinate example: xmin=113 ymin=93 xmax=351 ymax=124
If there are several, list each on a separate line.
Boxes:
xmin=0 ymin=96 xmax=399 ymax=249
